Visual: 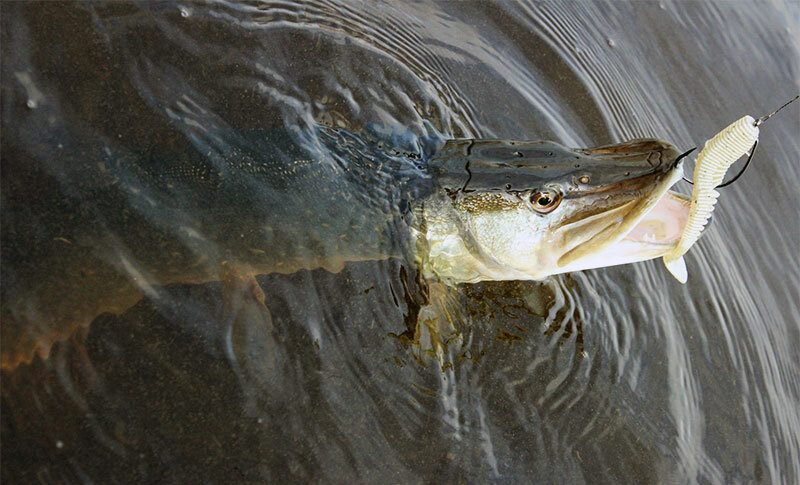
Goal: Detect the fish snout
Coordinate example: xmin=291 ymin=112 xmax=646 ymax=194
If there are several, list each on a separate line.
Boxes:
xmin=573 ymin=139 xmax=686 ymax=195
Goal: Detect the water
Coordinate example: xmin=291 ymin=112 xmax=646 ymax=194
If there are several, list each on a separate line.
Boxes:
xmin=2 ymin=1 xmax=799 ymax=482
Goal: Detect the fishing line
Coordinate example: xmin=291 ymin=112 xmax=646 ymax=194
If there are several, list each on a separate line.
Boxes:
xmin=755 ymin=93 xmax=800 ymax=126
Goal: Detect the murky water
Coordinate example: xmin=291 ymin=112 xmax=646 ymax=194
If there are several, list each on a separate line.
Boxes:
xmin=2 ymin=1 xmax=799 ymax=482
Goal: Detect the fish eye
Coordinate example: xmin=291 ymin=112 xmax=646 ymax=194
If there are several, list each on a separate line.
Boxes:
xmin=530 ymin=189 xmax=561 ymax=213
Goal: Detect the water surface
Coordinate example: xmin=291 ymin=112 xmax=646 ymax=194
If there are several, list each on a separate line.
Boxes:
xmin=2 ymin=1 xmax=799 ymax=483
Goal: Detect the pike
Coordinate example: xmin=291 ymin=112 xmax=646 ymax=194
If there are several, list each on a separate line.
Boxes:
xmin=1 ymin=125 xmax=692 ymax=368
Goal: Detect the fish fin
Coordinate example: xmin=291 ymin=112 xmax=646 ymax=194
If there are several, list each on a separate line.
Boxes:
xmin=664 ymin=256 xmax=687 ymax=284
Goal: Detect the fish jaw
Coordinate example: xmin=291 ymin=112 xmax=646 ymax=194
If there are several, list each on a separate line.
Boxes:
xmin=553 ymin=189 xmax=690 ymax=274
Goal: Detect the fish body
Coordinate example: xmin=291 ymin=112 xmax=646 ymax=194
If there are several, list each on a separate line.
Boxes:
xmin=1 ymin=125 xmax=688 ymax=368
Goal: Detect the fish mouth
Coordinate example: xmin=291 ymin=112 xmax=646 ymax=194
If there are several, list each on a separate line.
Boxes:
xmin=554 ymin=162 xmax=689 ymax=274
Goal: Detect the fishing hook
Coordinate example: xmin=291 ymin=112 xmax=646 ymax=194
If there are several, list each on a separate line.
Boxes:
xmin=673 ymin=146 xmax=697 ymax=170
xmin=682 ymin=139 xmax=757 ymax=188
xmin=682 ymin=93 xmax=798 ymax=188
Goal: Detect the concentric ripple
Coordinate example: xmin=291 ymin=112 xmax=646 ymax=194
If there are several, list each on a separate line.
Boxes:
xmin=1 ymin=1 xmax=798 ymax=483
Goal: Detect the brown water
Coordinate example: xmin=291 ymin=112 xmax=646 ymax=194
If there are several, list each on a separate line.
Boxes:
xmin=2 ymin=1 xmax=799 ymax=483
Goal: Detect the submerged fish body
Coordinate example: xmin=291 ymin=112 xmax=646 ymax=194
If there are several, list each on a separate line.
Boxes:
xmin=1 ymin=123 xmax=689 ymax=367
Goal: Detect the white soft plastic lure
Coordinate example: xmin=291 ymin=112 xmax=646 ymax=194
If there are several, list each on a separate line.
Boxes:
xmin=663 ymin=116 xmax=760 ymax=283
